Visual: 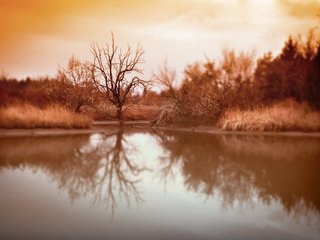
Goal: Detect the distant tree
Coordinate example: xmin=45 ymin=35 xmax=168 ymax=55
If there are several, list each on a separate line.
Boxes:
xmin=306 ymin=42 xmax=320 ymax=108
xmin=254 ymin=33 xmax=319 ymax=106
xmin=138 ymin=88 xmax=164 ymax=106
xmin=154 ymin=51 xmax=256 ymax=124
xmin=254 ymin=52 xmax=274 ymax=103
xmin=279 ymin=36 xmax=299 ymax=61
xmin=90 ymin=33 xmax=148 ymax=122
xmin=48 ymin=56 xmax=96 ymax=113
xmin=0 ymin=77 xmax=52 ymax=107
xmin=180 ymin=61 xmax=222 ymax=119
xmin=219 ymin=50 xmax=255 ymax=109
xmin=154 ymin=61 xmax=177 ymax=100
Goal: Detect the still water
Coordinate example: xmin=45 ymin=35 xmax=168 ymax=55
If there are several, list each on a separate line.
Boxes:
xmin=0 ymin=129 xmax=319 ymax=240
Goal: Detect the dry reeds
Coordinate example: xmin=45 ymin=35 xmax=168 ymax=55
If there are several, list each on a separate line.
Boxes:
xmin=218 ymin=99 xmax=320 ymax=131
xmin=0 ymin=104 xmax=92 ymax=129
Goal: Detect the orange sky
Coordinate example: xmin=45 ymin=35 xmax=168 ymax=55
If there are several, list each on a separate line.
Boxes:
xmin=0 ymin=0 xmax=319 ymax=79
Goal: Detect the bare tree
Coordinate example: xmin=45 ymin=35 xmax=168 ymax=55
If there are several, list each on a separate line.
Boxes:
xmin=90 ymin=33 xmax=148 ymax=122
xmin=153 ymin=60 xmax=177 ymax=100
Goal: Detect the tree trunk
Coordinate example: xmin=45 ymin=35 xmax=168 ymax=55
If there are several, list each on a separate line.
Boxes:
xmin=75 ymin=102 xmax=82 ymax=113
xmin=116 ymin=106 xmax=123 ymax=125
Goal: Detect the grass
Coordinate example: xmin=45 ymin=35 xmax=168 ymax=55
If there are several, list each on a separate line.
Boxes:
xmin=0 ymin=104 xmax=92 ymax=129
xmin=218 ymin=99 xmax=320 ymax=131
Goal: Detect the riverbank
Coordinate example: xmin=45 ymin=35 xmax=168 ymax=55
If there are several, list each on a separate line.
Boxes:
xmin=3 ymin=123 xmax=320 ymax=138
xmin=2 ymin=99 xmax=319 ymax=134
xmin=0 ymin=128 xmax=106 ymax=137
xmin=0 ymin=121 xmax=152 ymax=137
xmin=153 ymin=125 xmax=320 ymax=138
xmin=2 ymin=100 xmax=320 ymax=138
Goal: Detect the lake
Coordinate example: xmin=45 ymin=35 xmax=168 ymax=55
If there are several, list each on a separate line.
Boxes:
xmin=0 ymin=128 xmax=319 ymax=240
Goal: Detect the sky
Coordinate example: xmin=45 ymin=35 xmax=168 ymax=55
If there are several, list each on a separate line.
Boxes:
xmin=0 ymin=0 xmax=319 ymax=79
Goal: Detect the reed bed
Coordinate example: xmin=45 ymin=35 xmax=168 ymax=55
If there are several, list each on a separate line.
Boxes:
xmin=0 ymin=104 xmax=91 ymax=129
xmin=218 ymin=99 xmax=320 ymax=131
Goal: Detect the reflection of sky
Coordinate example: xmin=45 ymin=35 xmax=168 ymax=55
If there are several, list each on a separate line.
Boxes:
xmin=0 ymin=132 xmax=319 ymax=239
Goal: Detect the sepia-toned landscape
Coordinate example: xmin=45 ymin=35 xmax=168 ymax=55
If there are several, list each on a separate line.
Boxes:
xmin=1 ymin=1 xmax=320 ymax=240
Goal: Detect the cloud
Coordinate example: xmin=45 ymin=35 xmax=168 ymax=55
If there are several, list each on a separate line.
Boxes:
xmin=276 ymin=0 xmax=320 ymax=19
xmin=1 ymin=0 xmax=319 ymax=78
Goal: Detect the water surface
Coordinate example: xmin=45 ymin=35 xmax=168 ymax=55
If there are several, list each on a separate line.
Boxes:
xmin=0 ymin=129 xmax=319 ymax=240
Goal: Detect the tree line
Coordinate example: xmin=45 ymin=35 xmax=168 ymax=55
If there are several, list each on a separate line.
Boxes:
xmin=156 ymin=30 xmax=320 ymax=123
xmin=1 ymin=31 xmax=319 ymax=123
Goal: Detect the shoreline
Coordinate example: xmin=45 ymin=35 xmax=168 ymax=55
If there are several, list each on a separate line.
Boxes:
xmin=0 ymin=121 xmax=152 ymax=137
xmin=0 ymin=128 xmax=109 ymax=137
xmin=1 ymin=121 xmax=320 ymax=138
xmin=152 ymin=125 xmax=320 ymax=138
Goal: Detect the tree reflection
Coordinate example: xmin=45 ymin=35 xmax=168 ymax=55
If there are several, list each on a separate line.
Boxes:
xmin=0 ymin=129 xmax=146 ymax=217
xmin=1 ymin=129 xmax=320 ymax=222
xmin=73 ymin=129 xmax=146 ymax=216
xmin=154 ymin=130 xmax=320 ymax=219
